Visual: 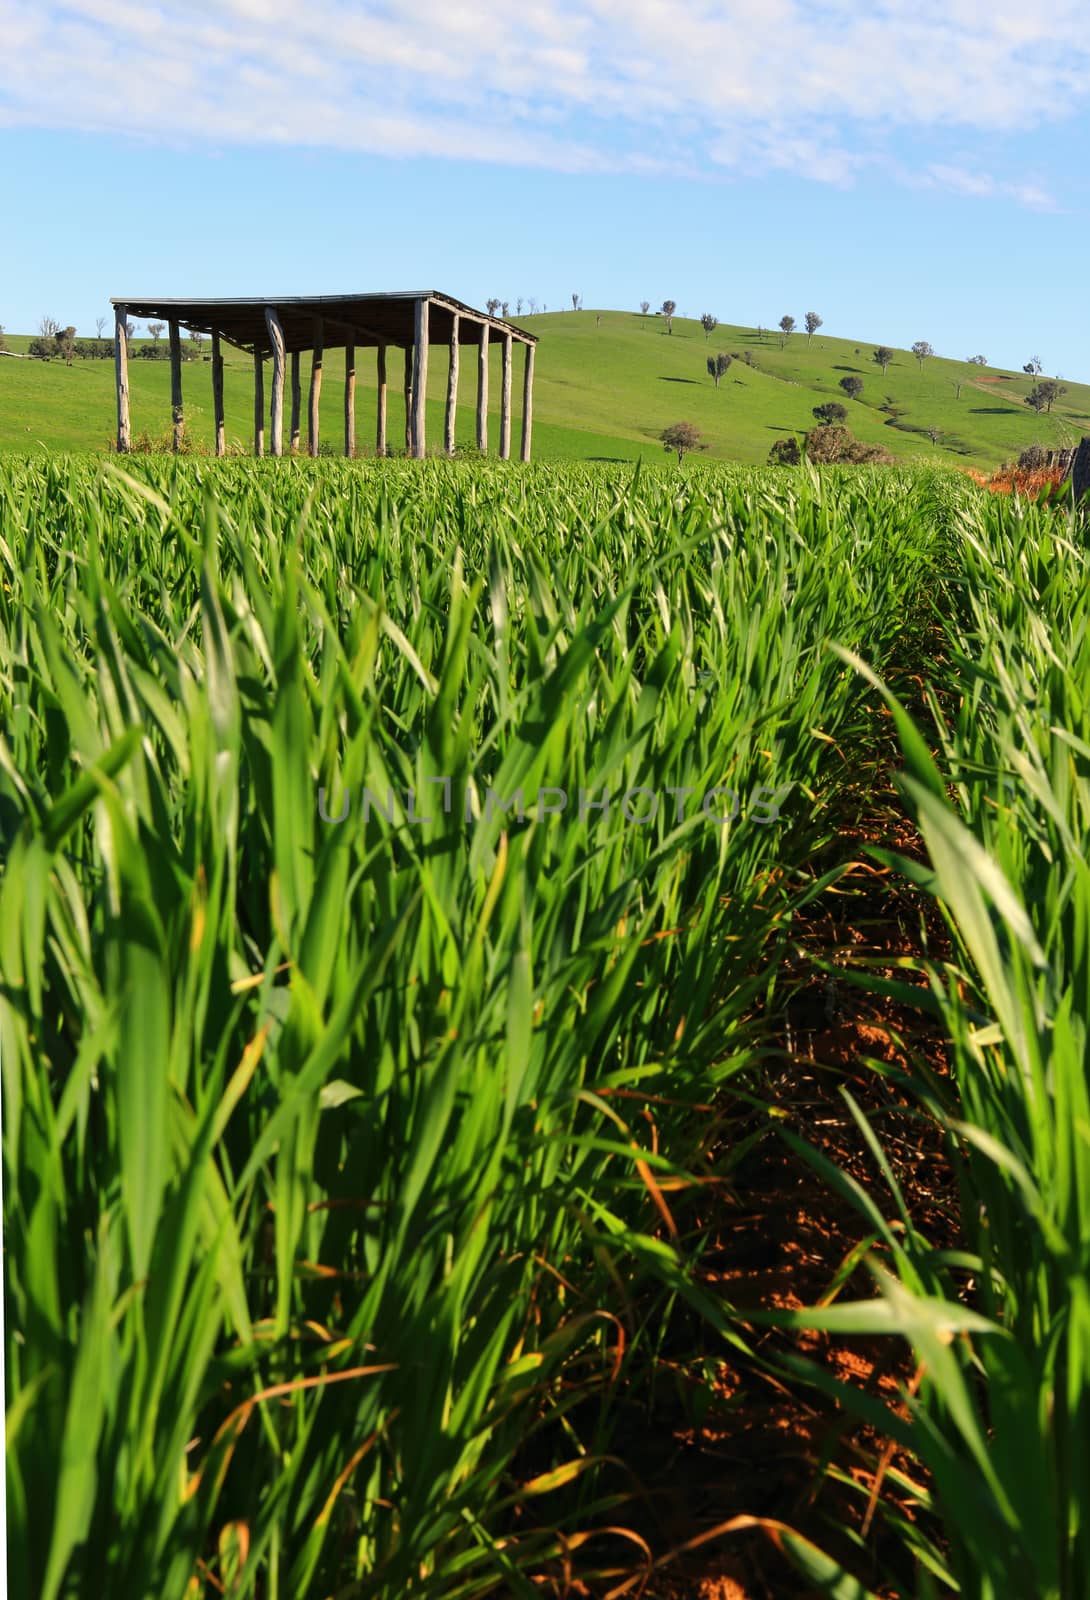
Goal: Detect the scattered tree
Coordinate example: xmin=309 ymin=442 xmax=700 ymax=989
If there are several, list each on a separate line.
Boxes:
xmin=595 ymin=313 xmax=602 ymax=327
xmin=769 ymin=436 xmax=802 ymax=465
xmin=1026 ymin=379 xmax=1067 ymax=413
xmin=701 ymin=313 xmax=719 ymax=340
xmin=804 ymin=311 xmax=823 ymax=344
xmin=911 ymin=340 xmax=934 ymax=371
xmin=812 ymin=400 xmax=847 ymax=425
xmin=95 ymin=316 xmax=107 ymax=340
xmin=501 ymin=301 xmax=510 ymax=318
xmin=528 ymin=298 xmax=538 ymax=314
xmin=839 ymin=375 xmax=864 ymax=401
xmin=660 ymin=300 xmax=677 ymax=333
xmin=640 ymin=301 xmax=650 ymax=315
xmin=486 ymin=298 xmax=501 ymax=316
xmin=926 ymin=426 xmax=943 ymax=445
xmin=516 ymin=298 xmax=523 ymax=314
xmin=1023 ymin=355 xmax=1043 ymax=377
xmin=148 ymin=321 xmax=165 ymax=346
xmin=56 ymin=325 xmax=76 ymax=365
xmin=967 ymin=354 xmax=987 ymax=365
xmin=778 ymin=315 xmax=796 ymax=348
xmin=39 ymin=315 xmax=60 ymax=340
xmin=571 ymin=293 xmax=582 ymax=310
xmin=951 ymin=379 xmax=963 ymax=400
xmin=756 ymin=324 xmax=765 ymax=340
xmin=805 ymin=424 xmax=892 ymax=465
xmin=660 ymin=421 xmax=706 ymax=463
xmin=706 ymin=352 xmax=732 ymax=388
xmin=872 ymin=346 xmax=894 ymax=374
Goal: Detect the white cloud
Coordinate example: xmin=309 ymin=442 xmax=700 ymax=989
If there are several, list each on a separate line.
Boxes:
xmin=0 ymin=0 xmax=1086 ymax=202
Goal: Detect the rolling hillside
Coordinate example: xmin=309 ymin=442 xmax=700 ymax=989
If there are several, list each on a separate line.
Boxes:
xmin=2 ymin=310 xmax=1087 ymax=467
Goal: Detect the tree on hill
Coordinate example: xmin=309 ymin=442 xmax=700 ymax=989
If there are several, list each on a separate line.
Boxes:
xmin=778 ymin=315 xmax=796 ymax=348
xmin=805 ymin=311 xmax=823 ymax=344
xmin=1023 ymin=355 xmax=1043 ymax=377
xmin=926 ymin=426 xmax=943 ymax=445
xmin=501 ymin=302 xmax=510 ymax=318
xmin=951 ymin=378 xmax=963 ymax=400
xmin=701 ymin=313 xmax=719 ymax=340
xmin=516 ymin=298 xmax=523 ymax=315
xmin=806 ymin=424 xmax=892 ymax=464
xmin=95 ymin=316 xmax=107 ymax=340
xmin=769 ymin=436 xmax=802 ymax=465
xmin=967 ymin=354 xmax=987 ymax=365
xmin=39 ymin=315 xmax=60 ymax=339
xmin=660 ymin=421 xmax=706 ymax=463
xmin=660 ymin=300 xmax=677 ymax=333
xmin=571 ymin=293 xmax=582 ymax=310
xmin=56 ymin=325 xmax=76 ymax=366
xmin=1026 ymin=380 xmax=1066 ymax=414
xmin=148 ymin=321 xmax=165 ymax=346
xmin=707 ymin=352 xmax=732 ymax=388
xmin=486 ymin=298 xmax=501 ymax=316
xmin=839 ymin=375 xmax=864 ymax=401
xmin=813 ymin=400 xmax=847 ymax=424
xmin=640 ymin=301 xmax=650 ymax=315
xmin=911 ymin=340 xmax=934 ymax=371
xmin=872 ymin=346 xmax=894 ymax=374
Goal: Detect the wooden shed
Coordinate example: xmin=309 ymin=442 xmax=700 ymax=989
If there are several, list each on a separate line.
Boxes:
xmin=109 ymin=291 xmax=538 ymax=461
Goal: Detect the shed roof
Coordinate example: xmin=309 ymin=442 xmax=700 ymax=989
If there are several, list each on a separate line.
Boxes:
xmin=109 ymin=291 xmax=536 ymax=355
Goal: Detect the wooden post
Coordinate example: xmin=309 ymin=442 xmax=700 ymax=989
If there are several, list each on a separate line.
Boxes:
xmin=114 ymin=305 xmax=130 ymax=453
xmin=309 ymin=318 xmax=323 ymax=457
xmin=403 ymin=346 xmax=413 ymax=453
xmin=376 ymin=343 xmax=387 ymax=456
xmin=499 ymin=332 xmax=513 ymax=460
xmin=476 ymin=322 xmax=489 ymax=453
xmin=168 ymin=318 xmax=183 ymax=452
xmin=520 ymin=342 xmax=535 ymax=463
xmin=412 ymin=297 xmax=429 ymax=460
xmin=253 ymin=348 xmax=264 ymax=457
xmin=290 ymin=351 xmax=301 ymax=452
xmin=344 ymin=340 xmax=356 ymax=458
xmin=265 ymin=308 xmax=285 ymax=457
xmin=212 ymin=331 xmax=225 ymax=457
xmin=445 ymin=313 xmax=460 ymax=456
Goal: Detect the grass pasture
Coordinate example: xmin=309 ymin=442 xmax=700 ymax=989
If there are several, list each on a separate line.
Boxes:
xmin=3 ymin=312 xmax=1089 ymax=467
xmin=2 ymin=454 xmax=1090 ymax=1597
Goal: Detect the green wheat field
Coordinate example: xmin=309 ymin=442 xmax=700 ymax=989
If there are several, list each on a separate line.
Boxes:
xmin=2 ymin=454 xmax=1089 ymax=1598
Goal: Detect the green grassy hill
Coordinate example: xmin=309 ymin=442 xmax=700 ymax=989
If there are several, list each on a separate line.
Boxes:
xmin=2 ymin=311 xmax=1087 ymax=467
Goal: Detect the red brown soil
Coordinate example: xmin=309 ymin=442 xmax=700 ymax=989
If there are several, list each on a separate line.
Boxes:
xmin=526 ymin=804 xmax=964 ymax=1599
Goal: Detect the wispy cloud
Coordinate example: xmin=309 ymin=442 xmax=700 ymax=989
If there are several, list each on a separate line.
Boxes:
xmin=1 ymin=0 xmax=1085 ymax=203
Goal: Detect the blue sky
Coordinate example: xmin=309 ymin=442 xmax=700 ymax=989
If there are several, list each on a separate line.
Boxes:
xmin=3 ymin=1 xmax=1090 ymax=376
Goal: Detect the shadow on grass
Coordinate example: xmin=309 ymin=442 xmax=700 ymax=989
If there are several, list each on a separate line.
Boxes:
xmin=658 ymin=377 xmax=699 ymax=385
xmin=970 ymin=407 xmax=1021 ymax=415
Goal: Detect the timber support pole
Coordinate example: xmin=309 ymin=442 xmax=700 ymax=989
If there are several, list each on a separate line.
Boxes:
xmin=403 ymin=347 xmax=413 ymax=453
xmin=265 ymin=307 xmax=285 ymax=457
xmin=212 ymin=331 xmax=225 ymax=456
xmin=290 ymin=351 xmax=301 ymax=452
xmin=168 ymin=318 xmax=183 ymax=452
xmin=521 ymin=342 xmax=534 ymax=462
xmin=445 ymin=313 xmax=460 ymax=456
xmin=499 ymin=332 xmax=512 ymax=460
xmin=309 ymin=317 xmax=323 ymax=457
xmin=476 ymin=322 xmax=489 ymax=453
xmin=253 ymin=348 xmax=265 ymax=457
xmin=114 ymin=305 xmax=130 ymax=452
xmin=376 ymin=343 xmax=387 ymax=456
xmin=344 ymin=340 xmax=356 ymax=458
xmin=412 ymin=297 xmax=429 ymax=459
